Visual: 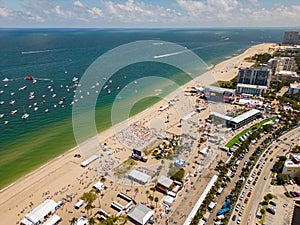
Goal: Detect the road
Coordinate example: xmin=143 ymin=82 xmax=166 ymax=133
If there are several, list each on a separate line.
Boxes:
xmin=228 ymin=126 xmax=300 ymax=225
xmin=206 ymin=134 xmax=272 ymax=225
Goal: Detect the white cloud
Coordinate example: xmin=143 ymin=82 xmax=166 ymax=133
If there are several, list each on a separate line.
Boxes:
xmin=73 ymin=1 xmax=85 ymax=8
xmin=0 ymin=7 xmax=11 ymax=17
xmin=88 ymin=7 xmax=103 ymax=18
xmin=0 ymin=0 xmax=300 ymax=27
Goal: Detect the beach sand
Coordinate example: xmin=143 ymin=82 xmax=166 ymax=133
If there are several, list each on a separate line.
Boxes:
xmin=0 ymin=43 xmax=281 ymax=224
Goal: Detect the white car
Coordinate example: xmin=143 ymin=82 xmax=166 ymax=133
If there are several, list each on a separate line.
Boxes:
xmin=241 ymin=204 xmax=246 ymax=210
xmin=237 ymin=217 xmax=242 ymax=224
xmin=250 ymin=187 xmax=253 ymax=191
xmin=245 ymin=184 xmax=249 ymax=189
xmin=240 ymin=195 xmax=244 ymax=200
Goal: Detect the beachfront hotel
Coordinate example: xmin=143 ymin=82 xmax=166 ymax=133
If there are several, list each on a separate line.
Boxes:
xmin=236 ymin=66 xmax=271 ymax=96
xmin=282 ymin=31 xmax=300 ymax=45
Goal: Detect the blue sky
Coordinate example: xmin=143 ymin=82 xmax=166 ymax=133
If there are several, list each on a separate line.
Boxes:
xmin=0 ymin=0 xmax=299 ymax=28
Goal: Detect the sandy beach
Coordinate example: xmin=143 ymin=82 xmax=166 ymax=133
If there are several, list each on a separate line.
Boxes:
xmin=0 ymin=43 xmax=281 ymax=224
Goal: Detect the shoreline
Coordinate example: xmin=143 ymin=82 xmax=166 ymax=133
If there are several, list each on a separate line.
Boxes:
xmin=0 ymin=42 xmax=279 ymax=224
xmin=0 ymin=42 xmax=275 ymax=192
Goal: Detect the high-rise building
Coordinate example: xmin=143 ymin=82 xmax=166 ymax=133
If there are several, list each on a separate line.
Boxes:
xmin=282 ymin=31 xmax=300 ymax=45
xmin=236 ymin=66 xmax=271 ymax=95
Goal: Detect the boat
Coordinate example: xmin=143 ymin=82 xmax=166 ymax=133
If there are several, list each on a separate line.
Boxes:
xmin=25 ymin=76 xmax=33 ymax=80
xmin=18 ymin=86 xmax=27 ymax=91
xmin=10 ymin=92 xmax=14 ymax=96
xmin=11 ymin=110 xmax=17 ymax=115
xmin=45 ymin=109 xmax=49 ymax=113
xmin=52 ymin=94 xmax=56 ymax=98
xmin=4 ymin=121 xmax=8 ymax=125
xmin=0 ymin=90 xmax=3 ymax=94
xmin=29 ymin=95 xmax=35 ymax=100
xmin=32 ymin=79 xmax=37 ymax=84
xmin=72 ymin=77 xmax=79 ymax=83
xmin=4 ymin=84 xmax=8 ymax=87
xmin=9 ymin=100 xmax=15 ymax=105
xmin=21 ymin=113 xmax=29 ymax=120
xmin=2 ymin=78 xmax=9 ymax=82
xmin=0 ymin=114 xmax=4 ymax=119
xmin=34 ymin=107 xmax=38 ymax=111
xmin=0 ymin=101 xmax=4 ymax=105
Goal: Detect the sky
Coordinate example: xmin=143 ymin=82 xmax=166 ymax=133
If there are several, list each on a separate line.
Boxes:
xmin=0 ymin=0 xmax=300 ymax=28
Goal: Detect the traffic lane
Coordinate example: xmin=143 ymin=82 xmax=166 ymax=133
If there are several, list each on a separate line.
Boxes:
xmin=241 ymin=143 xmax=290 ymax=225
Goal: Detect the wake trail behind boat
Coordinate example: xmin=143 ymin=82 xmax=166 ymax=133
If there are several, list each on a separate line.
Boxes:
xmin=21 ymin=49 xmax=64 ymax=55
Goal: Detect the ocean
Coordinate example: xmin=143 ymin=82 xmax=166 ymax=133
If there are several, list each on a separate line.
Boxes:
xmin=0 ymin=28 xmax=285 ymax=189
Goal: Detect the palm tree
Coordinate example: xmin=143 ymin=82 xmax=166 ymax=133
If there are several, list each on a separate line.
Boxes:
xmin=88 ymin=217 xmax=96 ymax=225
xmin=69 ymin=217 xmax=77 ymax=225
xmin=134 ymin=188 xmax=139 ymax=200
xmin=148 ymin=196 xmax=154 ymax=207
xmin=85 ymin=202 xmax=93 ymax=217
xmin=94 ymin=188 xmax=102 ymax=208
xmin=145 ymin=190 xmax=150 ymax=204
xmin=154 ymin=197 xmax=159 ymax=208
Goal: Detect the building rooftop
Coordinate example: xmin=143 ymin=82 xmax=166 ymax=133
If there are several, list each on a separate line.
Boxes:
xmin=230 ymin=109 xmax=261 ymax=124
xmin=237 ymin=83 xmax=268 ymax=89
xmin=127 ymin=203 xmax=154 ymax=225
xmin=210 ymin=112 xmax=233 ymax=121
xmin=290 ymin=82 xmax=300 ymax=89
xmin=157 ymin=175 xmax=173 ymax=188
xmin=277 ymin=70 xmax=298 ymax=76
xmin=128 ymin=170 xmax=151 ymax=184
xmin=284 ymin=160 xmax=300 ymax=168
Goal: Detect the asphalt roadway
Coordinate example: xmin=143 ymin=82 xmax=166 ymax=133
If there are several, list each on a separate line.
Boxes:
xmin=228 ymin=126 xmax=300 ymax=225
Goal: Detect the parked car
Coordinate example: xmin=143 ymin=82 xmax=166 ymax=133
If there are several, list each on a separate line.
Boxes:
xmin=247 ymin=192 xmax=252 ymax=197
xmin=269 ymin=201 xmax=276 ymax=206
xmin=232 ymin=215 xmax=237 ymax=221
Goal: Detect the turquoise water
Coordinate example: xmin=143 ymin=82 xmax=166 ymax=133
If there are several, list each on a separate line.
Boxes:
xmin=0 ymin=28 xmax=285 ymax=188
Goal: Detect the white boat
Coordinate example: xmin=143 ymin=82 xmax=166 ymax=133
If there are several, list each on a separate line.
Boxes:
xmin=45 ymin=109 xmax=49 ymax=113
xmin=58 ymin=100 xmax=64 ymax=105
xmin=2 ymin=78 xmax=9 ymax=82
xmin=48 ymin=85 xmax=52 ymax=89
xmin=107 ymin=89 xmax=111 ymax=94
xmin=72 ymin=77 xmax=79 ymax=83
xmin=0 ymin=90 xmax=3 ymax=94
xmin=103 ymin=85 xmax=108 ymax=90
xmin=42 ymin=94 xmax=46 ymax=98
xmin=4 ymin=121 xmax=8 ymax=125
xmin=22 ymin=113 xmax=29 ymax=120
xmin=11 ymin=110 xmax=17 ymax=115
xmin=34 ymin=107 xmax=38 ymax=111
xmin=33 ymin=102 xmax=37 ymax=106
xmin=29 ymin=95 xmax=35 ymax=100
xmin=9 ymin=100 xmax=15 ymax=105
xmin=4 ymin=84 xmax=8 ymax=87
xmin=0 ymin=114 xmax=4 ymax=119
xmin=109 ymin=80 xmax=112 ymax=83
xmin=52 ymin=94 xmax=56 ymax=98
xmin=32 ymin=79 xmax=37 ymax=84
xmin=0 ymin=101 xmax=4 ymax=105
xmin=18 ymin=86 xmax=27 ymax=91
xmin=10 ymin=92 xmax=14 ymax=96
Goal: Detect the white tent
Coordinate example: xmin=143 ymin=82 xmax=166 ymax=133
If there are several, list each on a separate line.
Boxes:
xmin=127 ymin=203 xmax=154 ymax=225
xmin=163 ymin=196 xmax=175 ymax=206
xmin=93 ymin=181 xmax=104 ymax=191
xmin=128 ymin=170 xmax=151 ymax=185
xmin=43 ymin=214 xmax=61 ymax=225
xmin=23 ymin=199 xmax=57 ymax=225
